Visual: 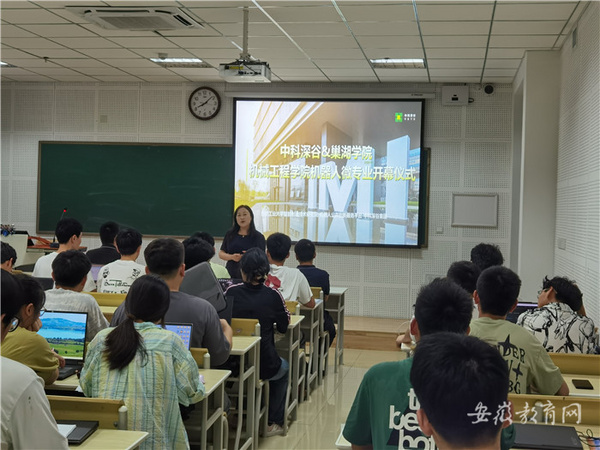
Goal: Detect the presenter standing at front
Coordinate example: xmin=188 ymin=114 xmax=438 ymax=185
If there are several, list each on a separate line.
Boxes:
xmin=219 ymin=205 xmax=265 ymax=280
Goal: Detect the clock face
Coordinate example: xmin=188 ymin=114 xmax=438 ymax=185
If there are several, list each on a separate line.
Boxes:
xmin=188 ymin=87 xmax=221 ymax=120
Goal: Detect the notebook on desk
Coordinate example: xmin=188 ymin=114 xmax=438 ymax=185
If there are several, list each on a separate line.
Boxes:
xmin=39 ymin=311 xmax=88 ymax=380
xmin=513 ymin=423 xmax=583 ymax=450
xmin=57 ymin=420 xmax=99 ymax=445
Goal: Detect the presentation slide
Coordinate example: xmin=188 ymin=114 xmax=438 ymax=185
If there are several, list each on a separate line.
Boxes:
xmin=234 ymin=99 xmax=425 ymax=247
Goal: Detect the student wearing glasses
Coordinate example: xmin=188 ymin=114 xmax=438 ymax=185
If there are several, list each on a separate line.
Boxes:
xmin=1 ymin=274 xmax=65 ymax=385
xmin=517 ymin=276 xmax=597 ymax=354
xmin=1 ymin=271 xmax=68 ymax=449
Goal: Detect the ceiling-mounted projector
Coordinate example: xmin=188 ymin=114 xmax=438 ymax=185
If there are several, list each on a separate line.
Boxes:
xmin=219 ymin=7 xmax=271 ymax=83
xmin=219 ymin=60 xmax=271 ymax=83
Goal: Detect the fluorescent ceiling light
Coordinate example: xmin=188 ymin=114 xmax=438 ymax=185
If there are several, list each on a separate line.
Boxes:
xmin=370 ymin=58 xmax=425 ymax=69
xmin=149 ymin=57 xmax=211 ymax=68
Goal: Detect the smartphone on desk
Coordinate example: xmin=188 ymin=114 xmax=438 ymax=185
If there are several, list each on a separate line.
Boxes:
xmin=572 ymin=378 xmax=593 ymax=390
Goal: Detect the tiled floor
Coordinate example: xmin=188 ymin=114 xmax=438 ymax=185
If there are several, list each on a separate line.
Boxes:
xmin=257 ymin=348 xmax=407 ymax=450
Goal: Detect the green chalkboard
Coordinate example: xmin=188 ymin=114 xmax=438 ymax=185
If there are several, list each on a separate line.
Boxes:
xmin=38 ymin=141 xmax=234 ymax=237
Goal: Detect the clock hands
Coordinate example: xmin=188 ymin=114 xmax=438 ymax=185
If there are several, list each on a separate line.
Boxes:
xmin=198 ymin=96 xmax=215 ymax=107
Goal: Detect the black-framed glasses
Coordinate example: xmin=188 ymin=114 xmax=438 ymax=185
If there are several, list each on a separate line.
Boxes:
xmin=38 ymin=308 xmax=47 ymax=318
xmin=8 ymin=316 xmax=20 ymax=332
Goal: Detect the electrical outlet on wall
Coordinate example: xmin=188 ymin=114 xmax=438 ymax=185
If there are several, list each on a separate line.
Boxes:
xmin=557 ymin=238 xmax=566 ymax=250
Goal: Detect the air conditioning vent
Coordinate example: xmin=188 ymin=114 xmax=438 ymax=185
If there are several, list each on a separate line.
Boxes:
xmin=66 ymin=7 xmax=203 ymax=30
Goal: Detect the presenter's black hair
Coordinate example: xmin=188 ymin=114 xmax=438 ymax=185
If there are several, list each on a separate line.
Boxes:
xmin=294 ymin=239 xmax=315 ymax=263
xmin=470 ymin=243 xmax=504 ymax=271
xmin=99 ymin=221 xmax=119 ymax=246
xmin=116 ymin=228 xmax=142 ymax=256
xmin=55 ymin=218 xmax=83 ymax=244
xmin=414 ymin=277 xmax=472 ymax=336
xmin=14 ymin=274 xmax=46 ymax=314
xmin=476 ymin=266 xmax=521 ymax=316
xmin=144 ymin=238 xmax=184 ymax=278
xmin=542 ymin=276 xmax=583 ymax=312
xmin=105 ymin=275 xmax=170 ymax=370
xmin=266 ymin=232 xmax=291 ymax=262
xmin=1 ymin=242 xmax=17 ymax=265
xmin=189 ymin=231 xmax=215 ymax=247
xmin=183 ymin=237 xmax=215 ymax=269
xmin=447 ymin=261 xmax=481 ymax=294
xmin=1 ymin=271 xmax=24 ymax=328
xmin=52 ymin=250 xmax=92 ymax=288
xmin=411 ymin=333 xmax=509 ymax=448
xmin=240 ymin=248 xmax=270 ymax=284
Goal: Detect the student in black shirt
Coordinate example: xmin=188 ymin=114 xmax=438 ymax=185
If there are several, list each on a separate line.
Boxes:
xmin=225 ymin=248 xmax=290 ymax=436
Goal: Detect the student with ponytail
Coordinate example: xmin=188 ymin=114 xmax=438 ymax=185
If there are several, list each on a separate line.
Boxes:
xmin=80 ymin=275 xmax=204 ymax=449
xmin=225 ymin=248 xmax=290 ymax=436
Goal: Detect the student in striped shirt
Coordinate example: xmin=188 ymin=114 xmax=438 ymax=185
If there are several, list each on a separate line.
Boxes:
xmin=80 ymin=275 xmax=205 ymax=449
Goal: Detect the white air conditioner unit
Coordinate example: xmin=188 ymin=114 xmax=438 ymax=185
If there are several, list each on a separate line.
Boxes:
xmin=219 ymin=61 xmax=271 ymax=83
xmin=67 ymin=7 xmax=203 ymax=31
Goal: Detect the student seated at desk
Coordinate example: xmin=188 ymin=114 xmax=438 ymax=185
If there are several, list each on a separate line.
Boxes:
xmin=344 ymin=278 xmax=514 ymax=450
xmin=33 ymin=218 xmax=96 ymax=292
xmin=111 ymin=238 xmax=233 ymax=367
xmin=295 ymin=238 xmax=336 ymax=344
xmin=410 ymin=333 xmax=513 ymax=450
xmin=86 ymin=221 xmax=120 ymax=265
xmin=517 ymin=276 xmax=597 ymax=354
xmin=470 ymin=266 xmax=569 ymax=396
xmin=265 ymin=233 xmax=315 ymax=309
xmin=1 ymin=271 xmax=68 ymax=450
xmin=2 ymin=274 xmax=64 ymax=385
xmin=45 ymin=250 xmax=109 ymax=342
xmin=80 ymin=275 xmax=205 ymax=450
xmin=225 ymin=248 xmax=290 ymax=437
xmin=1 ymin=242 xmax=17 ymax=273
xmin=97 ymin=227 xmax=144 ymax=294
xmin=184 ymin=231 xmax=230 ymax=279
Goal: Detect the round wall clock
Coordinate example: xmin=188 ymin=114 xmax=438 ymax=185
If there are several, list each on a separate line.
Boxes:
xmin=188 ymin=86 xmax=221 ymax=120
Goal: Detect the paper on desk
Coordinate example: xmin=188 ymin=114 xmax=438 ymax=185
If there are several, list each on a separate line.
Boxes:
xmin=57 ymin=424 xmax=76 ymax=438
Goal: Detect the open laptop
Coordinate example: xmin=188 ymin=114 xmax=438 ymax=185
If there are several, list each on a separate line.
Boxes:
xmin=506 ymin=302 xmax=538 ymax=323
xmin=39 ymin=311 xmax=88 ymax=380
xmin=513 ymin=423 xmax=583 ymax=450
xmin=160 ymin=323 xmax=193 ymax=350
xmin=180 ymin=261 xmax=227 ymax=313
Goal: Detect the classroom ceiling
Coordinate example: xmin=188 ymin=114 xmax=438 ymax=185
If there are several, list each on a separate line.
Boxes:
xmin=0 ymin=0 xmax=588 ymax=84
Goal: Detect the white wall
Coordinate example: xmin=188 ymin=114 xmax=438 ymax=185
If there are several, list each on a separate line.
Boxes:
xmin=555 ymin=2 xmax=600 ymax=326
xmin=512 ymin=51 xmax=560 ymax=304
xmin=1 ymin=82 xmax=513 ymax=320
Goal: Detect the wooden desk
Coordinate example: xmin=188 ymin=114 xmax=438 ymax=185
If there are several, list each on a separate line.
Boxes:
xmin=563 ymin=373 xmax=600 ymax=398
xmin=71 ymin=429 xmax=147 ymax=449
xmin=186 ymin=369 xmax=230 ymax=450
xmin=550 ymin=352 xmax=600 ymax=376
xmin=275 ymin=315 xmax=304 ymax=435
xmin=229 ymin=335 xmax=261 ymax=450
xmin=327 ymin=287 xmax=347 ymax=372
xmin=300 ymin=298 xmax=324 ymax=398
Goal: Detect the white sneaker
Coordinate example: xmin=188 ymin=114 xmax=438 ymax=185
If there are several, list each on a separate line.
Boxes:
xmin=265 ymin=423 xmax=284 ymax=437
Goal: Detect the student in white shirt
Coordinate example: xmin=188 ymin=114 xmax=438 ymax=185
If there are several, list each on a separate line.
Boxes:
xmin=33 ymin=218 xmax=96 ymax=292
xmin=265 ymin=232 xmax=315 ymax=308
xmin=98 ymin=228 xmax=145 ymax=294
xmin=1 ymin=271 xmax=68 ymax=450
xmin=45 ymin=250 xmax=109 ymax=341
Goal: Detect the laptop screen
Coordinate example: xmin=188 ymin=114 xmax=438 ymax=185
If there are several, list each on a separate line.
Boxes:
xmin=162 ymin=323 xmax=193 ymax=349
xmin=506 ymin=302 xmax=538 ymax=323
xmin=39 ymin=311 xmax=88 ymax=361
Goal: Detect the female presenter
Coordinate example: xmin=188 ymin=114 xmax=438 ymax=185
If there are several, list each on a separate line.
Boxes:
xmin=219 ymin=205 xmax=266 ymax=279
